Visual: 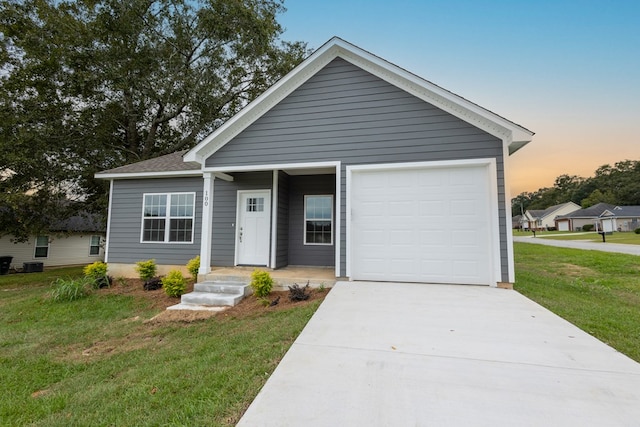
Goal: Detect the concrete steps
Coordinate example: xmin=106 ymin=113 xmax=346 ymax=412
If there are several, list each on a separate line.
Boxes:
xmin=167 ymin=281 xmax=250 ymax=311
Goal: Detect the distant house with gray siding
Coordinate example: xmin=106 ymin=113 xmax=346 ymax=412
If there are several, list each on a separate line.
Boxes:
xmin=96 ymin=37 xmax=534 ymax=287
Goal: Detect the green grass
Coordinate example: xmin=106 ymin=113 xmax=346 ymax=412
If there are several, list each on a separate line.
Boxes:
xmin=0 ymin=269 xmax=321 ymax=426
xmin=512 ymin=230 xmax=569 ymax=237
xmin=514 ymin=242 xmax=640 ymax=362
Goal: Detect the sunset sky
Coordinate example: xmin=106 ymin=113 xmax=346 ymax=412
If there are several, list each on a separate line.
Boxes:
xmin=279 ymin=0 xmax=639 ymax=198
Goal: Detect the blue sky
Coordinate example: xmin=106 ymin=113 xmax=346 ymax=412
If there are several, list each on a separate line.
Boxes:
xmin=279 ymin=0 xmax=640 ymax=197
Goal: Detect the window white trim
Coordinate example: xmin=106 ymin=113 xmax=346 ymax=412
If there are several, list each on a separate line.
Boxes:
xmin=304 ymin=194 xmax=334 ymax=246
xmin=140 ymin=192 xmax=196 ymax=244
xmin=34 ymin=235 xmax=50 ymax=259
xmin=89 ymin=235 xmax=102 ymax=256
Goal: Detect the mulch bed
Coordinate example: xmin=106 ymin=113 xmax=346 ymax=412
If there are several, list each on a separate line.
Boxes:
xmin=97 ymin=279 xmax=328 ymax=323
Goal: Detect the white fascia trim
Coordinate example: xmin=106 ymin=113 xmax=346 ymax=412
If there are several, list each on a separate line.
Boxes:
xmin=95 ymin=170 xmax=201 ymax=180
xmin=331 ymin=41 xmax=534 ymax=151
xmin=184 ymin=37 xmax=533 ymax=164
xmin=204 ymin=161 xmax=341 ymax=174
xmin=104 ymin=179 xmax=114 ymax=263
xmin=184 ymin=42 xmax=342 ymax=164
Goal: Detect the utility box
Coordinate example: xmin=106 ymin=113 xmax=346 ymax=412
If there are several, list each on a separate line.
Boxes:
xmin=23 ymin=262 xmax=44 ymax=273
xmin=0 ymin=256 xmax=12 ymax=275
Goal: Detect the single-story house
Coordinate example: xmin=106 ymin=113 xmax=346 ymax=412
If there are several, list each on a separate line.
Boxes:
xmin=556 ymin=203 xmax=640 ymax=232
xmin=0 ymin=213 xmax=105 ymax=271
xmin=524 ymin=202 xmax=581 ymax=231
xmin=96 ymin=37 xmax=534 ymax=287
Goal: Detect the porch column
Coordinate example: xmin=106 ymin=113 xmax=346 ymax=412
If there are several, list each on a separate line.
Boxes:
xmin=199 ymin=173 xmax=215 ymax=275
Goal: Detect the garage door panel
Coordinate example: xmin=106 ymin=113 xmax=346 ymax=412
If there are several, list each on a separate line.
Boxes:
xmin=351 ymin=164 xmax=493 ymax=285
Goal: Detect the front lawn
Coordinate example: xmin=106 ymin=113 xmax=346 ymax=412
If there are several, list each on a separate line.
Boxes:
xmin=514 ymin=242 xmax=640 ymax=362
xmin=0 ymin=269 xmax=322 ymax=426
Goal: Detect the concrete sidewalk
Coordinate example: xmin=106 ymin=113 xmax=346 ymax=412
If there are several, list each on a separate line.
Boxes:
xmin=238 ymin=282 xmax=640 ymax=426
xmin=514 ymin=235 xmax=640 ymax=255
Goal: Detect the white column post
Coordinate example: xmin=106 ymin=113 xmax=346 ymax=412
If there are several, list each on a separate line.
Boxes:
xmin=198 ymin=173 xmax=215 ymax=275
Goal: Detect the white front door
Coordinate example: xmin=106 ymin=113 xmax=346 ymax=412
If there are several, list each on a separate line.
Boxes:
xmin=237 ymin=190 xmax=271 ymax=266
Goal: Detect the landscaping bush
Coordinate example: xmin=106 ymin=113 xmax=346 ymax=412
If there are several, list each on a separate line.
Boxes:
xmin=635 ymin=227 xmax=640 ymax=235
xmin=50 ymin=277 xmax=94 ymax=302
xmin=135 ymin=259 xmax=157 ymax=281
xmin=143 ymin=277 xmax=163 ymax=291
xmin=582 ymin=224 xmax=594 ymax=232
xmin=162 ymin=270 xmax=186 ymax=297
xmin=83 ymin=261 xmax=111 ymax=289
xmin=250 ymin=269 xmax=273 ymax=298
xmin=288 ymin=282 xmax=311 ymax=301
xmin=187 ymin=255 xmax=200 ymax=279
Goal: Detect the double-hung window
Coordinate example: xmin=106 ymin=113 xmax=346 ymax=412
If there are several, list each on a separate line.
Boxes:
xmin=89 ymin=235 xmax=101 ymax=256
xmin=304 ymin=195 xmax=333 ymax=245
xmin=34 ymin=235 xmax=49 ymax=258
xmin=142 ymin=193 xmax=195 ymax=243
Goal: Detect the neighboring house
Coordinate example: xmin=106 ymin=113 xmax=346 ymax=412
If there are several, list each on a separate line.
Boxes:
xmin=555 ymin=202 xmax=615 ymax=231
xmin=96 ymin=37 xmax=534 ymax=287
xmin=524 ymin=202 xmax=581 ymax=230
xmin=556 ymin=203 xmax=640 ymax=232
xmin=603 ymin=206 xmax=640 ymax=232
xmin=512 ymin=215 xmax=524 ymax=229
xmin=0 ymin=213 xmax=105 ymax=271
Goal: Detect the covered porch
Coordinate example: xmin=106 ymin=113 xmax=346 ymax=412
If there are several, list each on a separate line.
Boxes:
xmin=197 ymin=162 xmax=342 ymax=279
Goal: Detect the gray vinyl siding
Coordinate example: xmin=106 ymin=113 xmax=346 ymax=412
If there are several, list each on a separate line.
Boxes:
xmin=288 ymin=175 xmax=336 ymax=266
xmin=275 ymin=171 xmax=290 ymax=268
xmin=108 ymin=178 xmax=202 ymax=265
xmin=205 ymin=58 xmax=508 ymax=281
xmin=211 ymin=172 xmax=272 ymax=267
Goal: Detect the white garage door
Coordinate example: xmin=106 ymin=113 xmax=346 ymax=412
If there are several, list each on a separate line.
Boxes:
xmin=350 ymin=164 xmax=494 ymax=285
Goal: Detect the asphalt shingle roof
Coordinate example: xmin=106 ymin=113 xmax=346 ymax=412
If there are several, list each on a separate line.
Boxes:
xmin=557 ymin=203 xmax=617 ymax=219
xmin=97 ymin=150 xmax=200 ymax=175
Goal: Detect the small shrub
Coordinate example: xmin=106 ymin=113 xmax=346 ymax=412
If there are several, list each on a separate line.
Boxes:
xmin=135 ymin=259 xmax=157 ymax=281
xmin=186 ymin=255 xmax=200 ymax=279
xmin=582 ymin=224 xmax=594 ymax=232
xmin=83 ymin=261 xmax=111 ymax=289
xmin=250 ymin=270 xmax=273 ymax=298
xmin=50 ymin=277 xmax=93 ymax=302
xmin=162 ymin=270 xmax=186 ymax=297
xmin=288 ymin=282 xmax=311 ymax=301
xmin=317 ymin=283 xmax=327 ymax=293
xmin=143 ymin=277 xmax=163 ymax=291
xmin=635 ymin=227 xmax=640 ymax=235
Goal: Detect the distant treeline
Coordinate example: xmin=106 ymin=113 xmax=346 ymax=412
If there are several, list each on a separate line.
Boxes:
xmin=511 ymin=160 xmax=640 ymax=217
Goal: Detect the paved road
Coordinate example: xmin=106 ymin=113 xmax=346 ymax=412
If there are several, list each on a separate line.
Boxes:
xmin=513 ymin=236 xmax=640 ymax=256
xmin=238 ymin=281 xmax=640 ymax=426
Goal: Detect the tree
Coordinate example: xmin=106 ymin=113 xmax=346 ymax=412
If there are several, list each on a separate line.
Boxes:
xmin=581 ymin=189 xmax=617 ymax=208
xmin=0 ymin=0 xmax=308 ymax=240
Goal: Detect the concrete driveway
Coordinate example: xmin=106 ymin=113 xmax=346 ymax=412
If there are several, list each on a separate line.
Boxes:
xmin=238 ymin=281 xmax=640 ymax=426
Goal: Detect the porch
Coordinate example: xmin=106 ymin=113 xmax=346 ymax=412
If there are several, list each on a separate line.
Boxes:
xmin=204 ymin=265 xmax=338 ymax=290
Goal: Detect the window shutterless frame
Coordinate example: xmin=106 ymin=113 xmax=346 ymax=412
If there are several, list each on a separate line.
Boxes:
xmin=303 ymin=195 xmax=333 ymax=246
xmin=34 ymin=235 xmax=49 ymax=258
xmin=89 ymin=235 xmax=101 ymax=256
xmin=140 ymin=192 xmax=196 ymax=244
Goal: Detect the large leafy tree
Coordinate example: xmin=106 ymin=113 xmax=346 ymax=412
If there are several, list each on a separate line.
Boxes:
xmin=511 ymin=160 xmax=640 ymax=215
xmin=0 ymin=0 xmax=308 ymax=241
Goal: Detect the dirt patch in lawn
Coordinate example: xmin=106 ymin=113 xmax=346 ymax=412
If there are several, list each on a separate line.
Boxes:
xmin=98 ymin=279 xmax=328 ymax=324
xmin=554 ymin=263 xmax=597 ymax=277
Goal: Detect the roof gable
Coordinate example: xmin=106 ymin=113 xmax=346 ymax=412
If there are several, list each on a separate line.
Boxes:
xmin=184 ymin=37 xmax=534 ymax=164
